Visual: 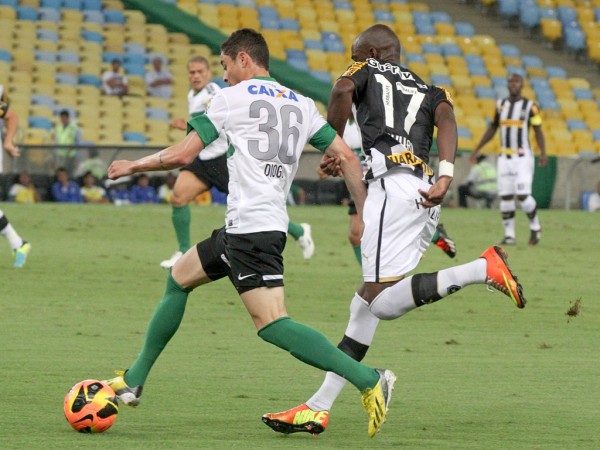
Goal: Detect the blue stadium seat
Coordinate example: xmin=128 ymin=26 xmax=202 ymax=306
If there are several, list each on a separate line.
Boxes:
xmin=522 ymin=55 xmax=543 ymax=67
xmin=304 ymin=40 xmax=324 ymax=50
xmin=545 ymin=66 xmax=567 ymax=78
xmin=102 ymin=52 xmax=123 ymax=63
xmin=421 ymin=43 xmax=441 ymax=54
xmin=530 ymin=77 xmax=550 ymax=89
xmin=38 ymin=7 xmax=61 ymax=22
xmin=82 ymin=10 xmax=104 ymax=24
xmin=34 ymin=50 xmax=57 ymax=62
xmin=506 ymin=66 xmax=526 ymax=77
xmin=534 ymin=87 xmax=555 ymax=102
xmin=124 ymin=43 xmax=145 ymax=55
xmin=539 ymin=7 xmax=557 ymax=20
xmin=498 ymin=0 xmax=519 ymax=18
xmin=415 ymin=22 xmax=436 ymax=35
xmin=538 ymin=97 xmax=559 ymax=110
xmin=592 ymin=130 xmax=600 ymax=141
xmin=37 ymin=29 xmax=59 ymax=41
xmin=430 ymin=11 xmax=451 ymax=23
xmin=279 ymin=18 xmax=300 ymax=31
xmin=468 ymin=65 xmax=488 ymax=76
xmin=123 ymin=131 xmax=147 ymax=144
xmin=57 ymin=51 xmax=80 ymax=63
xmin=520 ymin=2 xmax=540 ymax=28
xmin=40 ymin=0 xmax=61 ymax=8
xmin=259 ymin=16 xmax=279 ymax=30
xmin=573 ymin=88 xmax=593 ymax=100
xmin=564 ymin=27 xmax=586 ymax=53
xmin=500 ymin=44 xmax=520 ymax=57
xmin=56 ymin=72 xmax=78 ymax=85
xmin=311 ymin=71 xmax=332 ymax=83
xmin=374 ymin=10 xmax=394 ymax=22
xmin=475 ymin=86 xmax=496 ymax=99
xmin=405 ymin=53 xmax=426 ymax=63
xmin=31 ymin=94 xmax=55 ymax=106
xmin=257 ymin=6 xmax=278 ymax=20
xmin=16 ymin=6 xmax=38 ymax=21
xmin=557 ymin=6 xmax=577 ymax=26
xmin=104 ymin=9 xmax=125 ymax=24
xmin=412 ymin=11 xmax=431 ymax=26
xmin=80 ymin=29 xmax=103 ymax=42
xmin=454 ymin=22 xmax=475 ymax=37
xmin=63 ymin=0 xmax=83 ymax=9
xmin=28 ymin=116 xmax=54 ymax=130
xmin=324 ymin=40 xmax=344 ymax=53
xmin=0 ymin=0 xmax=18 ymax=7
xmin=333 ymin=0 xmax=353 ymax=10
xmin=0 ymin=50 xmax=12 ymax=62
xmin=457 ymin=126 xmax=472 ymax=138
xmin=566 ymin=119 xmax=588 ymax=131
xmin=78 ymin=74 xmax=101 ymax=87
xmin=430 ymin=74 xmax=452 ymax=86
xmin=124 ymin=53 xmax=146 ymax=65
xmin=123 ymin=63 xmax=146 ymax=76
xmin=82 ymin=0 xmax=102 ymax=10
xmin=441 ymin=43 xmax=462 ymax=57
xmin=145 ymin=108 xmax=170 ymax=121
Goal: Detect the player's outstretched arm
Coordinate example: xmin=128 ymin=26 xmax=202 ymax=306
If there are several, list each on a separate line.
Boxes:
xmin=108 ymin=132 xmax=205 ymax=180
xmin=533 ymin=125 xmax=547 ymax=167
xmin=325 ymin=135 xmax=367 ymax=216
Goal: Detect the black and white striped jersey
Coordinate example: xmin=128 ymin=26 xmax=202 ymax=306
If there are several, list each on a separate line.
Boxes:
xmin=492 ymin=97 xmax=542 ymax=153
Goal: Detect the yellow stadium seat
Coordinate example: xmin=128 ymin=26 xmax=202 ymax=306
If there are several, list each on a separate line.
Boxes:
xmin=569 ymin=77 xmax=591 ymax=89
xmin=471 ymin=75 xmax=492 ymax=87
xmin=541 ymin=18 xmax=562 ymax=42
xmin=457 ymin=37 xmax=481 ymax=56
xmin=428 ymin=63 xmax=449 ymax=76
xmin=29 ymin=104 xmax=54 ymax=120
xmin=424 ymin=54 xmax=445 ymax=66
xmin=448 ymin=64 xmax=469 ymax=77
xmin=24 ymin=129 xmax=52 ymax=145
xmin=0 ymin=6 xmax=17 ymax=20
xmin=578 ymin=99 xmax=597 ymax=113
xmin=435 ymin=22 xmax=455 ymax=36
xmin=407 ymin=62 xmax=429 ymax=78
xmin=62 ymin=9 xmax=83 ymax=23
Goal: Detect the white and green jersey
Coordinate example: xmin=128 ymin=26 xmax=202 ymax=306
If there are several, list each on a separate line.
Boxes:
xmin=188 ymin=76 xmax=336 ymax=234
xmin=188 ymin=82 xmax=229 ymax=161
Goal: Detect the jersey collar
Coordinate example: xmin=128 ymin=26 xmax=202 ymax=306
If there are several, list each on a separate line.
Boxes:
xmin=252 ymin=76 xmax=276 ymax=81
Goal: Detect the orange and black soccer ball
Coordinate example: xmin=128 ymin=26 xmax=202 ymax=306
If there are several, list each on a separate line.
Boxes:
xmin=64 ymin=379 xmax=118 ymax=433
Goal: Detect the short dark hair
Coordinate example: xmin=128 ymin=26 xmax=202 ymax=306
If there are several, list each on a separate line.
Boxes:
xmin=221 ymin=28 xmax=269 ymax=69
xmin=59 ymin=109 xmax=70 ymax=117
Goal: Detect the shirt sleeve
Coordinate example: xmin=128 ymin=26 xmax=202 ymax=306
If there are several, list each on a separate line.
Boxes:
xmin=0 ymin=88 xmax=9 ymax=118
xmin=305 ymin=98 xmax=337 ymax=152
xmin=529 ymin=102 xmax=543 ymax=126
xmin=187 ymin=90 xmax=227 ymax=147
xmin=339 ymin=61 xmax=369 ymax=101
xmin=492 ymin=101 xmax=501 ymax=127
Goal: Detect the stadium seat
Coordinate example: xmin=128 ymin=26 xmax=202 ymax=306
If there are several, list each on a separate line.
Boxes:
xmin=104 ymin=9 xmax=125 ymax=24
xmin=123 ymin=131 xmax=147 ymax=144
xmin=28 ymin=116 xmax=54 ymax=130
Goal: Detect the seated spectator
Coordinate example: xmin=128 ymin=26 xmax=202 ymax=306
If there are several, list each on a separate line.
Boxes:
xmin=53 ymin=109 xmax=82 ymax=174
xmin=102 ymin=59 xmax=128 ymax=96
xmin=158 ymin=172 xmax=177 ymax=204
xmin=129 ymin=174 xmax=159 ymax=204
xmin=458 ymin=155 xmax=497 ymax=208
xmin=74 ymin=148 xmax=108 ymax=181
xmin=588 ymin=180 xmax=600 ymax=212
xmin=145 ymin=57 xmax=173 ymax=99
xmin=8 ymin=171 xmax=41 ymax=203
xmin=80 ymin=171 xmax=109 ymax=204
xmin=106 ymin=176 xmax=132 ymax=206
xmin=51 ymin=167 xmax=83 ymax=203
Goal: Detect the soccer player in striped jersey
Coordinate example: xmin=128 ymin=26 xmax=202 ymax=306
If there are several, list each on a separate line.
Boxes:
xmin=162 ymin=56 xmax=314 ymax=269
xmin=263 ymin=24 xmax=525 ymax=437
xmin=104 ymin=28 xmax=395 ymax=438
xmin=471 ymin=73 xmax=547 ymax=246
xmin=0 ymin=84 xmax=31 ymax=268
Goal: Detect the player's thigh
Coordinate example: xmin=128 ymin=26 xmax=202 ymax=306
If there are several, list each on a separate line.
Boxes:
xmin=171 ymin=246 xmax=212 ymax=289
xmin=496 ymin=157 xmax=517 ymax=196
xmin=171 ymin=170 xmax=209 ymax=205
xmin=239 ymin=286 xmax=288 ymax=330
xmin=515 ymin=155 xmax=534 ymax=195
xmin=362 ymin=173 xmax=438 ymax=282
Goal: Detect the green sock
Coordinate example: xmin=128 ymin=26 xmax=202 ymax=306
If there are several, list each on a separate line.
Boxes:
xmin=430 ymin=228 xmax=439 ymax=243
xmin=172 ymin=205 xmax=191 ymax=253
xmin=125 ymin=273 xmax=192 ymax=387
xmin=258 ymin=317 xmax=379 ymax=391
xmin=352 ymin=245 xmax=362 ymax=266
xmin=287 ymin=221 xmax=304 ymax=241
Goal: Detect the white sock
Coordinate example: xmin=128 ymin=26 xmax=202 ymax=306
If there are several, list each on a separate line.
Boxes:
xmin=370 ymin=259 xmax=487 ymax=320
xmin=306 ymin=294 xmax=379 ymax=411
xmin=0 ymin=214 xmax=23 ymax=250
xmin=500 ymin=200 xmax=516 ymax=238
xmin=520 ymin=195 xmax=541 ymax=231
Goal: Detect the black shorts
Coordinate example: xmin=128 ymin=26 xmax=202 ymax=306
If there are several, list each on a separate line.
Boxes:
xmin=196 ymin=227 xmax=286 ymax=294
xmin=181 ymin=154 xmax=228 ymax=193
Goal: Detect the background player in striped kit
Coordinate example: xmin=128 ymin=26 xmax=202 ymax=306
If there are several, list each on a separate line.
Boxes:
xmin=0 ymin=84 xmax=31 ymax=268
xmin=471 ymin=73 xmax=547 ymax=246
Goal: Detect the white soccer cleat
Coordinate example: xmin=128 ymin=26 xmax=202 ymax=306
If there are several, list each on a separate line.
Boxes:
xmin=160 ymin=251 xmax=183 ymax=269
xmin=296 ymin=223 xmax=315 ymax=259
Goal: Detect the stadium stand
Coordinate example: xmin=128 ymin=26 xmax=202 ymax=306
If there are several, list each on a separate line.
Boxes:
xmin=0 ymin=0 xmax=597 ymax=158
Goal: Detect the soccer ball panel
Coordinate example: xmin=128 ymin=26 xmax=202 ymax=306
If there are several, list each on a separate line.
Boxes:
xmin=64 ymin=379 xmax=118 ymax=433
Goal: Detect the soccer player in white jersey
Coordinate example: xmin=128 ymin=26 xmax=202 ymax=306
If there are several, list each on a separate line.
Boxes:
xmin=472 ymin=73 xmax=547 ymax=246
xmin=263 ymin=24 xmax=526 ymax=437
xmin=0 ymin=84 xmax=31 ymax=268
xmin=103 ymin=28 xmax=395 ymax=438
xmin=162 ymin=56 xmax=314 ymax=269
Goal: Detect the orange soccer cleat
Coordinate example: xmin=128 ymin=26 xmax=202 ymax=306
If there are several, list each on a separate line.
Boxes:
xmin=481 ymin=246 xmax=526 ymax=309
xmin=262 ymin=403 xmax=329 ymax=436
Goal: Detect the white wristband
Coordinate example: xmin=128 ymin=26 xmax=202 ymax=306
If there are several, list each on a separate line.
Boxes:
xmin=438 ymin=160 xmax=454 ymax=178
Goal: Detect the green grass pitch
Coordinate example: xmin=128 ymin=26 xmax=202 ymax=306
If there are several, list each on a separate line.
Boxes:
xmin=1 ymin=203 xmax=598 ymax=449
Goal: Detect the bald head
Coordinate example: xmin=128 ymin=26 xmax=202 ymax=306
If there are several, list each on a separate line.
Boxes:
xmin=352 ymin=24 xmax=401 ymax=63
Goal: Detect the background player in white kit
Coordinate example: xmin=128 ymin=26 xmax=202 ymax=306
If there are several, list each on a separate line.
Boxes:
xmin=0 ymin=84 xmax=31 ymax=268
xmin=104 ymin=28 xmax=395 ymax=438
xmin=162 ymin=56 xmax=314 ymax=269
xmin=471 ymin=73 xmax=547 ymax=246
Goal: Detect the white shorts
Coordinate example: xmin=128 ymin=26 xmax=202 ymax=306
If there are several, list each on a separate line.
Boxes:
xmin=496 ymin=152 xmax=534 ymax=197
xmin=361 ymin=169 xmax=440 ymax=283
